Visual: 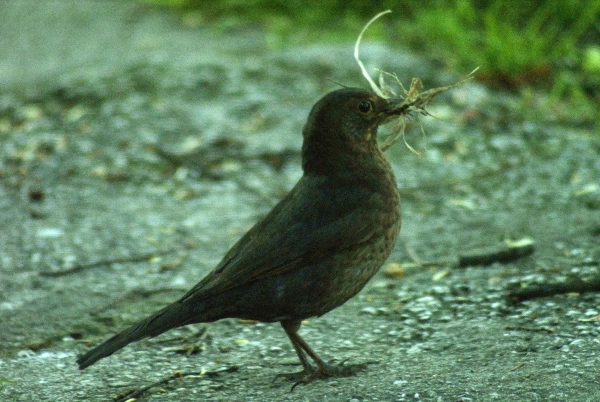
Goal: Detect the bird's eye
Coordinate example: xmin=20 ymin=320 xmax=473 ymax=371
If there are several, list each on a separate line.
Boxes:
xmin=358 ymin=101 xmax=372 ymax=114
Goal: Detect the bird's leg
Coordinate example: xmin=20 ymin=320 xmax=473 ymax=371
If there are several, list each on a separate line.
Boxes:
xmin=275 ymin=320 xmax=315 ymax=381
xmin=278 ymin=319 xmax=366 ymax=388
xmin=287 ymin=329 xmax=315 ymax=373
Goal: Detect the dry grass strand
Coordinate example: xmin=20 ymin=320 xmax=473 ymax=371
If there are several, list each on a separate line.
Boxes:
xmin=354 ymin=11 xmax=478 ymax=153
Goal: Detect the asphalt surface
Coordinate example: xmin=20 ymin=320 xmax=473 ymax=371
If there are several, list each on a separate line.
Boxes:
xmin=1 ymin=2 xmax=599 ymax=401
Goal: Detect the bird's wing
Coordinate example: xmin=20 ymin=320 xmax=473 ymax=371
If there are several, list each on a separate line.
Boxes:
xmin=179 ymin=175 xmax=383 ymax=303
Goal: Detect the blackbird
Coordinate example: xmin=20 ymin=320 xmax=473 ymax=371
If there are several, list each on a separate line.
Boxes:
xmin=77 ymin=87 xmax=403 ymax=384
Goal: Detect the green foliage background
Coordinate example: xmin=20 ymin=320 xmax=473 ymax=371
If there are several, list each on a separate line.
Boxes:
xmin=142 ymin=0 xmax=600 ymax=125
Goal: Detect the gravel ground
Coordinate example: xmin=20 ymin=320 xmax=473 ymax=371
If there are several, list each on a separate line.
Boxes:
xmin=1 ymin=2 xmax=599 ymax=401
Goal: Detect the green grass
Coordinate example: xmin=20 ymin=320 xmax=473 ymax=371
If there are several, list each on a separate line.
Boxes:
xmin=141 ymin=0 xmax=599 ymax=125
xmin=0 ymin=377 xmax=16 ymax=392
xmin=410 ymin=2 xmax=597 ymax=76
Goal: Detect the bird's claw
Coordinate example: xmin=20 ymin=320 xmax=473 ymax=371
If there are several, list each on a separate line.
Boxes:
xmin=276 ymin=361 xmax=367 ymax=390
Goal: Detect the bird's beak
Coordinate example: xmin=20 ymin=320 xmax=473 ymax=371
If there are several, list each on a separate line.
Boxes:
xmin=384 ymin=97 xmax=408 ymax=116
xmin=378 ymin=97 xmax=407 ymax=125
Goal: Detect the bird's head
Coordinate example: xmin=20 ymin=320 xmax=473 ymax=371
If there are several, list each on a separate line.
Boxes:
xmin=301 ymin=88 xmax=404 ymax=175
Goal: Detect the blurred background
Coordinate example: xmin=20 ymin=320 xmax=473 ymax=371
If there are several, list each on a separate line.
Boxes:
xmin=143 ymin=0 xmax=600 ymax=128
xmin=1 ymin=0 xmax=598 ymax=130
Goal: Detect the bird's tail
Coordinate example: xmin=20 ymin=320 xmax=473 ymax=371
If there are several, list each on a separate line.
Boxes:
xmin=77 ymin=300 xmax=203 ymax=369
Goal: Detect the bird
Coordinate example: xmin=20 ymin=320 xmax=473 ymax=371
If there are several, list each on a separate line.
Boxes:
xmin=77 ymin=87 xmax=403 ymax=385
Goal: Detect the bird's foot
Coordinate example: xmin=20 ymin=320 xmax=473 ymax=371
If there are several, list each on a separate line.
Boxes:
xmin=276 ymin=361 xmax=367 ymax=390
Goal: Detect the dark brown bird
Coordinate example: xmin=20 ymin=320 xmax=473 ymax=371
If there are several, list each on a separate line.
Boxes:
xmin=77 ymin=87 xmax=403 ymax=385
